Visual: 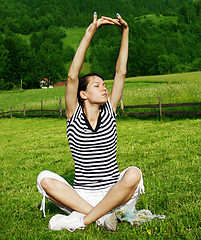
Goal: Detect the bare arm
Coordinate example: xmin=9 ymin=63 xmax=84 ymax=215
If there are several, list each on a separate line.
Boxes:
xmin=65 ymin=13 xmax=115 ymax=119
xmin=108 ymin=14 xmax=129 ymax=113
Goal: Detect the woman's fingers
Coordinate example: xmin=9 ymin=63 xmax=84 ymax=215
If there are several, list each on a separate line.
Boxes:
xmin=93 ymin=12 xmax=114 ymax=27
xmin=116 ymin=13 xmax=128 ymax=28
xmin=101 ymin=14 xmax=128 ymax=29
xmin=93 ymin=13 xmax=128 ymax=29
xmin=93 ymin=12 xmax=97 ymax=23
xmin=116 ymin=13 xmax=124 ymax=23
xmin=101 ymin=16 xmax=121 ymax=26
xmin=97 ymin=18 xmax=116 ymax=28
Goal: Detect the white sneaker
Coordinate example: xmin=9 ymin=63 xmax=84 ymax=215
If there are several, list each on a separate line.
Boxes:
xmin=48 ymin=211 xmax=86 ymax=232
xmin=96 ymin=212 xmax=118 ymax=232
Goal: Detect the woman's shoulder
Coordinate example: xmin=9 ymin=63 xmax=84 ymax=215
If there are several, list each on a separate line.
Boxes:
xmin=67 ymin=104 xmax=82 ymax=125
xmin=101 ymin=99 xmax=117 ymax=118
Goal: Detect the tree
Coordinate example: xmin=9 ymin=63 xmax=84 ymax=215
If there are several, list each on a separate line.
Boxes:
xmin=157 ymin=54 xmax=178 ymax=74
xmin=63 ymin=45 xmax=75 ymax=62
xmin=90 ymin=44 xmax=119 ymax=80
xmin=5 ymin=17 xmax=19 ymax=33
xmin=3 ymin=34 xmax=32 ymax=89
xmin=36 ymin=38 xmax=67 ymax=84
xmin=0 ymin=43 xmax=10 ymax=89
xmin=41 ymin=26 xmax=64 ymax=49
xmin=19 ymin=15 xmax=34 ymax=35
xmin=30 ymin=32 xmax=43 ymax=51
xmin=191 ymin=58 xmax=201 ymax=71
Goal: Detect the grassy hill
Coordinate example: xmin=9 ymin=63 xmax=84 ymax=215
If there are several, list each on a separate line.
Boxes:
xmin=19 ymin=14 xmax=178 ymax=51
xmin=18 ymin=27 xmax=87 ymax=51
xmin=1 ymin=72 xmax=200 ymax=112
xmin=62 ymin=27 xmax=86 ymax=50
xmin=14 ymin=13 xmax=188 ymax=80
xmin=135 ymin=14 xmax=178 ymax=25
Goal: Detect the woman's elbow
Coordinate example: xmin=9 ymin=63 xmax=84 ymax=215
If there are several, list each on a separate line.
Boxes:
xmin=116 ymin=69 xmax=127 ymax=78
xmin=67 ymin=72 xmax=78 ymax=82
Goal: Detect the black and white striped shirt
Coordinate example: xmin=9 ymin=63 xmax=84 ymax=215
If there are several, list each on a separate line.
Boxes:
xmin=67 ymin=100 xmax=120 ymax=190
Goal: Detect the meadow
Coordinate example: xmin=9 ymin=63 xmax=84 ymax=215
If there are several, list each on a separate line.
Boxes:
xmin=1 ymin=71 xmax=201 ymax=114
xmin=0 ymin=72 xmax=201 ymax=239
xmin=0 ymin=117 xmax=200 ymax=239
xmin=137 ymin=14 xmax=178 ymax=25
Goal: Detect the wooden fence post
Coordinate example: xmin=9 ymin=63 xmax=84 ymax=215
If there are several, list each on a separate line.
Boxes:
xmin=10 ymin=107 xmax=13 ymax=118
xmin=24 ymin=104 xmax=26 ymax=117
xmin=41 ymin=101 xmax=43 ymax=118
xmin=121 ymin=94 xmax=124 ymax=116
xmin=159 ymin=97 xmax=162 ymax=121
xmin=60 ymin=98 xmax=62 ymax=117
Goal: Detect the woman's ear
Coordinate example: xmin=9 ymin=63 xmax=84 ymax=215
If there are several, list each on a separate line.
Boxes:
xmin=80 ymin=91 xmax=87 ymax=100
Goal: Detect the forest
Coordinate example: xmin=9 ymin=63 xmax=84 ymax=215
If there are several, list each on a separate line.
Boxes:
xmin=0 ymin=0 xmax=201 ymax=89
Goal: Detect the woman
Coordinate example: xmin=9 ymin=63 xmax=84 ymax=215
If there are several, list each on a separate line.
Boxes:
xmin=37 ymin=13 xmax=145 ymax=232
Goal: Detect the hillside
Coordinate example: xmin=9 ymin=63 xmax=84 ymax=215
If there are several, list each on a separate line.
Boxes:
xmin=135 ymin=14 xmax=178 ymax=25
xmin=1 ymin=0 xmax=201 ymax=90
xmin=0 ymin=0 xmax=191 ymax=31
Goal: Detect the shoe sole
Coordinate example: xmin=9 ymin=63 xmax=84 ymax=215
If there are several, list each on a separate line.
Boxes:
xmin=104 ymin=212 xmax=118 ymax=232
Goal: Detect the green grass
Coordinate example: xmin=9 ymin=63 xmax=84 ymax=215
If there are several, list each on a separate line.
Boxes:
xmin=17 ymin=27 xmax=86 ymax=51
xmin=136 ymin=14 xmax=178 ymax=25
xmin=1 ymin=72 xmax=201 ymax=115
xmin=65 ymin=61 xmax=91 ymax=78
xmin=0 ymin=117 xmax=200 ymax=239
xmin=62 ymin=27 xmax=91 ymax=74
xmin=0 ymin=87 xmax=67 ymax=112
xmin=62 ymin=27 xmax=86 ymax=50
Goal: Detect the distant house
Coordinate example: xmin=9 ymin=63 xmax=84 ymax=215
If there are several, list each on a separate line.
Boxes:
xmin=39 ymin=78 xmax=52 ymax=88
xmin=53 ymin=82 xmax=66 ymax=87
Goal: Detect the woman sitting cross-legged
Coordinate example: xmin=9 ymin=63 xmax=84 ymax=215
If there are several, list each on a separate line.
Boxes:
xmin=37 ymin=12 xmax=145 ymax=232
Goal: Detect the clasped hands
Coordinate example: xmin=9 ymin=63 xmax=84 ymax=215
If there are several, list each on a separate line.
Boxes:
xmin=86 ymin=12 xmax=128 ymax=33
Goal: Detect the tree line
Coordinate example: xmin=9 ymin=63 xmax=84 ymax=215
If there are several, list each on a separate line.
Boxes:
xmin=90 ymin=1 xmax=201 ymax=79
xmin=0 ymin=0 xmax=191 ymax=32
xmin=0 ymin=0 xmax=201 ymax=89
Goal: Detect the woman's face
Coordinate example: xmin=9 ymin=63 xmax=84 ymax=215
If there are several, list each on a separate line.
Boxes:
xmin=83 ymin=75 xmax=108 ymax=105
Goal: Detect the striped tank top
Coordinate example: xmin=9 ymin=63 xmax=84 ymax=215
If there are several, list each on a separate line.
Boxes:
xmin=67 ymin=100 xmax=120 ymax=190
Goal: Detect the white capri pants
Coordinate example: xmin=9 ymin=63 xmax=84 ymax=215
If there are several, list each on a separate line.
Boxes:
xmin=37 ymin=167 xmax=145 ymax=217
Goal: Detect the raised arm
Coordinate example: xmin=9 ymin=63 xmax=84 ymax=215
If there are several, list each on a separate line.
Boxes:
xmin=107 ymin=14 xmax=129 ymax=113
xmin=65 ymin=13 xmax=115 ymax=119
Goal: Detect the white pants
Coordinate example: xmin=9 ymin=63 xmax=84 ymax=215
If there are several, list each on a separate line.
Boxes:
xmin=37 ymin=167 xmax=145 ymax=217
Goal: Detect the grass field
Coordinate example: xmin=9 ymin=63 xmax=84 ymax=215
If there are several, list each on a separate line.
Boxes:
xmin=1 ymin=71 xmax=201 ymax=239
xmin=62 ymin=27 xmax=86 ymax=50
xmin=18 ymin=27 xmax=86 ymax=51
xmin=136 ymin=14 xmax=178 ymax=25
xmin=0 ymin=117 xmax=200 ymax=239
xmin=1 ymin=72 xmax=201 ymax=114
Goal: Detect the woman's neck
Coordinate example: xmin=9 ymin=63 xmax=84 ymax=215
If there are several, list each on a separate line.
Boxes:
xmin=83 ymin=104 xmax=100 ymax=130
